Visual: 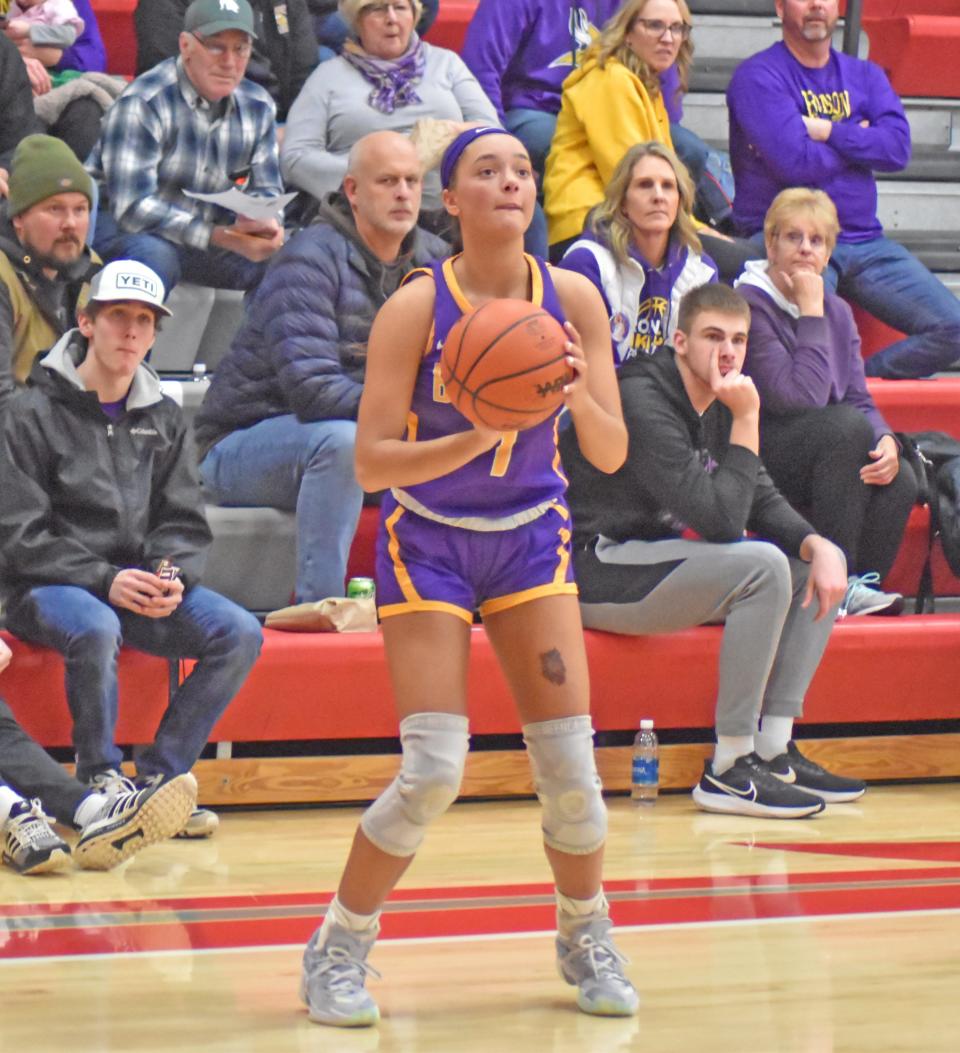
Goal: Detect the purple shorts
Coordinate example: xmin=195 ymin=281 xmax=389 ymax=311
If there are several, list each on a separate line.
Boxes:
xmin=376 ymin=493 xmax=578 ymax=624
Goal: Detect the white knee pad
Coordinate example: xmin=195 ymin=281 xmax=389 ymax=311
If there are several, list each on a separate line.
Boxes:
xmin=361 ymin=712 xmax=470 ymax=858
xmin=523 ymin=715 xmax=607 ymax=855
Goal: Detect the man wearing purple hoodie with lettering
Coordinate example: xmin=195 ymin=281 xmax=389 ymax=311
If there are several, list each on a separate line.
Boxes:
xmin=727 ymin=0 xmax=960 ymax=379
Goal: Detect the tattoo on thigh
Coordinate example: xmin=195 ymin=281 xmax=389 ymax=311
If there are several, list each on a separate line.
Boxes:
xmin=540 ymin=648 xmax=566 ymax=686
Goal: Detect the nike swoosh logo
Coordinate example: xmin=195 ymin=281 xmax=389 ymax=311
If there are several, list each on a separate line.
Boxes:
xmin=772 ymin=767 xmax=797 ymax=784
xmin=706 ymin=775 xmax=757 ymax=801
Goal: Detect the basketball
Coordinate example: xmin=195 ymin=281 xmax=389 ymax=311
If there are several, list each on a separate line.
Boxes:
xmin=440 ymin=299 xmax=573 ymax=432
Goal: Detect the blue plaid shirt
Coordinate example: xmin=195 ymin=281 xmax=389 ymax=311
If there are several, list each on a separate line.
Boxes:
xmin=87 ymin=58 xmax=283 ymax=251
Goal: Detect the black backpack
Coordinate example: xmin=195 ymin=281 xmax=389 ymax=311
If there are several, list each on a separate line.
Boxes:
xmin=897 ymin=431 xmax=960 ymax=612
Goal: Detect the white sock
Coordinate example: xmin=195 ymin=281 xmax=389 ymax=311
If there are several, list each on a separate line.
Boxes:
xmin=713 ymin=735 xmax=755 ymax=775
xmin=73 ymin=792 xmax=107 ymax=830
xmin=755 ymin=716 xmax=794 ymax=761
xmin=321 ymin=895 xmax=381 ymax=938
xmin=556 ymin=889 xmax=608 ymax=930
xmin=0 ymin=785 xmax=25 ymax=827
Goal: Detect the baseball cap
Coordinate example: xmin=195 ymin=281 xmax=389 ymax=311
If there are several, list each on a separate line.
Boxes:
xmin=184 ymin=0 xmax=258 ymax=38
xmin=88 ymin=261 xmax=173 ymax=317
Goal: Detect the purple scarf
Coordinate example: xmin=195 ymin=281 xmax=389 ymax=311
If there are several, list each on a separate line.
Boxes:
xmin=342 ymin=34 xmax=426 ymax=115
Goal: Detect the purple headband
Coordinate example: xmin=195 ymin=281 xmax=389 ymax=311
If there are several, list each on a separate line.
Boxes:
xmin=439 ymin=126 xmax=512 ymax=189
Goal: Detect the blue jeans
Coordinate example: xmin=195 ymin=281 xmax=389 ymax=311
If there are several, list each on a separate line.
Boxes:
xmin=670 ymin=122 xmax=709 ymax=187
xmin=505 ymin=108 xmax=557 ymax=182
xmin=93 ymin=210 xmax=269 ymax=296
xmin=823 ymin=236 xmax=960 ymax=379
xmin=199 ymin=415 xmax=363 ymax=602
xmin=4 ymin=585 xmax=262 ymax=783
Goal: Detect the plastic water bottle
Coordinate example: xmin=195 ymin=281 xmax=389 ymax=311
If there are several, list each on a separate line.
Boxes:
xmin=192 ymin=362 xmax=207 ymax=382
xmin=631 ymin=719 xmax=659 ymax=805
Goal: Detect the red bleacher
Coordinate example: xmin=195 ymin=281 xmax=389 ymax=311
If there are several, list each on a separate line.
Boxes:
xmin=862 ymin=14 xmax=960 ymax=97
xmin=4 ymin=614 xmax=960 ymax=750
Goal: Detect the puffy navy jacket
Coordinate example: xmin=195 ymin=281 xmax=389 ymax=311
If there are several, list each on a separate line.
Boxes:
xmin=194 ymin=198 xmax=447 ymax=460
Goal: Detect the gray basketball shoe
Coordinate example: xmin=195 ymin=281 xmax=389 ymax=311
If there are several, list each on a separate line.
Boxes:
xmin=556 ymin=912 xmax=640 ymax=1017
xmin=300 ymin=921 xmax=381 ymax=1027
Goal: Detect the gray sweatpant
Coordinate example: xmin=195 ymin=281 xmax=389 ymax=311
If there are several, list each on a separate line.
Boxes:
xmin=579 ymin=538 xmax=838 ymax=737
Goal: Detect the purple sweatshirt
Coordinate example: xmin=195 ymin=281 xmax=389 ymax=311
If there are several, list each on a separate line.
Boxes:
xmin=736 ymin=265 xmax=891 ymax=442
xmin=53 ymin=0 xmax=106 ymax=73
xmin=461 ymin=0 xmax=621 ymax=119
xmin=727 ymin=42 xmax=911 ymax=242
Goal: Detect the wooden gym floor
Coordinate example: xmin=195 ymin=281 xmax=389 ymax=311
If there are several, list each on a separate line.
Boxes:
xmin=2 ymin=784 xmax=959 ymax=1052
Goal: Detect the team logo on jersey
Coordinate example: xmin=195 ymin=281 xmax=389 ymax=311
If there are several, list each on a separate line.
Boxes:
xmin=547 ymin=8 xmax=598 ymax=70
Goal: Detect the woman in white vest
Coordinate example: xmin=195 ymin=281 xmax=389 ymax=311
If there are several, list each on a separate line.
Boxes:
xmin=559 ymin=140 xmax=716 ymax=365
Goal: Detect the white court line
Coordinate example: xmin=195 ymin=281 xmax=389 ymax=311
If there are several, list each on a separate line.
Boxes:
xmin=2 ymin=905 xmax=959 ymax=967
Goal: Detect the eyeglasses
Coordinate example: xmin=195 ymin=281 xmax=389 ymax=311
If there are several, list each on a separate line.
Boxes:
xmin=191 ymin=33 xmax=253 ymax=60
xmin=633 ymin=18 xmax=691 ymax=40
xmin=360 ymin=2 xmax=413 ymax=17
xmin=778 ymin=230 xmax=827 ymax=250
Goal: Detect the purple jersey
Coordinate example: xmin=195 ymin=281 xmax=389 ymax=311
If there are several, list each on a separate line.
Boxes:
xmin=394 ymin=254 xmax=569 ymax=523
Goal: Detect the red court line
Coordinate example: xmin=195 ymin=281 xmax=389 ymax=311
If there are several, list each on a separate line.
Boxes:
xmin=743 ymin=841 xmax=960 ymax=862
xmin=7 ymin=865 xmax=960 ymax=920
xmin=3 ymin=869 xmax=960 ymax=960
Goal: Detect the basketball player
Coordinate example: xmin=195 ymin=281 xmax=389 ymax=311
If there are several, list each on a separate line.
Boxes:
xmin=299 ymin=126 xmax=633 ymax=1026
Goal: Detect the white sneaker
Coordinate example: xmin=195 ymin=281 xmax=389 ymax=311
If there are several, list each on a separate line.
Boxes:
xmin=556 ymin=912 xmax=639 ymax=1017
xmin=1 ymin=799 xmax=72 ymax=875
xmin=75 ymin=773 xmax=197 ymax=870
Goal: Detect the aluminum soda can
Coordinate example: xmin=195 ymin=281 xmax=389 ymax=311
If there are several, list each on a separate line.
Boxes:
xmin=347 ymin=577 xmax=376 ymax=600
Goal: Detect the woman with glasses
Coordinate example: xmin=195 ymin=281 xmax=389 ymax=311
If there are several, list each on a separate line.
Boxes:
xmin=736 ymin=188 xmax=917 ymax=617
xmin=559 ymin=140 xmax=717 ymax=364
xmin=282 ymin=0 xmax=498 ymax=223
xmin=543 ymin=0 xmax=692 ymax=259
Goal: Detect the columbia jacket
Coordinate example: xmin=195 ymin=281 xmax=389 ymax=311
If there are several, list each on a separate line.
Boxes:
xmin=0 ymin=330 xmax=212 ymax=603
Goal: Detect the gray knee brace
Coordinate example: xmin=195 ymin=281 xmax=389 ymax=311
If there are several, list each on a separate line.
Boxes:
xmin=523 ymin=715 xmax=607 ymax=855
xmin=361 ymin=712 xmax=470 ymax=857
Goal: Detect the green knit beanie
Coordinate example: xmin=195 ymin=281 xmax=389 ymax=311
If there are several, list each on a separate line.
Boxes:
xmin=8 ymin=135 xmax=94 ymax=218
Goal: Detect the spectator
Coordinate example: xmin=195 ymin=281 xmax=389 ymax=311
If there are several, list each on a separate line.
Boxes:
xmin=559 ymin=140 xmax=717 ymax=364
xmin=4 ymin=0 xmax=85 ymax=54
xmin=727 ymin=0 xmax=960 ymax=379
xmin=462 ymin=0 xmax=620 ymax=182
xmin=135 ymin=0 xmax=318 ymax=123
xmin=307 ymin=0 xmax=437 ymax=59
xmin=543 ymin=0 xmax=691 ymax=255
xmin=87 ymin=0 xmax=285 ymax=296
xmin=282 ymin=0 xmax=498 ymax=221
xmin=736 ymin=187 xmax=915 ymax=616
xmin=0 ymin=259 xmax=263 ymax=840
xmin=0 ymin=133 xmax=97 ymax=412
xmin=0 ymin=34 xmax=44 ymax=192
xmin=0 ymin=29 xmax=102 ymax=165
xmin=196 ymin=131 xmax=445 ymax=602
xmin=0 ymin=633 xmax=198 ymax=874
xmin=560 ymin=282 xmax=865 ymax=818
xmin=53 ymin=0 xmax=107 ymax=73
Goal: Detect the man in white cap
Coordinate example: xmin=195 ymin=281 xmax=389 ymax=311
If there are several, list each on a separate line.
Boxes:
xmin=87 ymin=0 xmax=285 ymax=295
xmin=0 ymin=260 xmax=263 ymax=839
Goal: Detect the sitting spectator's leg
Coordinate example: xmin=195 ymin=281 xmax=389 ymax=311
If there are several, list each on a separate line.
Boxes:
xmin=504 ymin=109 xmax=556 ymax=184
xmin=92 ymin=208 xmax=181 ymax=294
xmin=855 ymin=456 xmax=918 ymax=582
xmin=760 ymin=406 xmax=874 ymax=571
xmin=178 ymin=243 xmax=272 ymax=293
xmin=119 ymin=587 xmax=262 ymax=780
xmin=47 ymin=96 xmax=103 ymax=165
xmin=669 ymin=122 xmax=708 ymax=189
xmin=832 ymin=237 xmax=960 ymax=379
xmin=200 ymin=416 xmax=364 ymax=602
xmin=4 ymin=586 xmax=124 ymax=783
xmin=0 ymin=698 xmax=89 ymax=826
xmin=700 ymin=232 xmax=763 ymax=285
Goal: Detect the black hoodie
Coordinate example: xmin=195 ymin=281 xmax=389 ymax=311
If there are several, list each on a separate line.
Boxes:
xmin=560 ymin=345 xmax=815 ymax=555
